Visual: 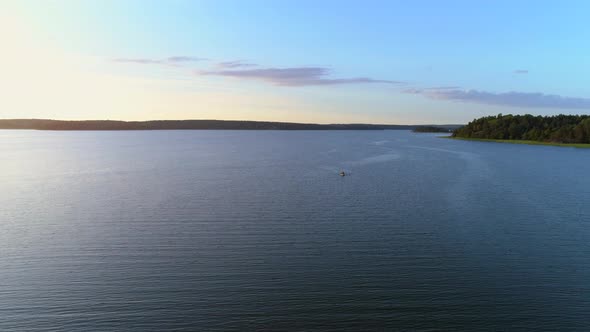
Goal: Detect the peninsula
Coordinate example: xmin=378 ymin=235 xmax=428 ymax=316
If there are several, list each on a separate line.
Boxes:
xmin=452 ymin=114 xmax=590 ymax=147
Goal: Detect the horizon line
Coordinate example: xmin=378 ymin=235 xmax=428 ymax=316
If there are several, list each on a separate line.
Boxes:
xmin=0 ymin=118 xmax=465 ymax=127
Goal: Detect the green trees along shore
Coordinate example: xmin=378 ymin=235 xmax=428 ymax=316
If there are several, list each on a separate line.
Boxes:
xmin=453 ymin=114 xmax=590 ymax=144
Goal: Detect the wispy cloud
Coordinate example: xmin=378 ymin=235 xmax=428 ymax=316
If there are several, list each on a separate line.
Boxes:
xmin=217 ymin=61 xmax=257 ymax=68
xmin=405 ymin=88 xmax=590 ymax=109
xmin=113 ymin=56 xmax=206 ymax=66
xmin=513 ymin=69 xmax=529 ymax=74
xmin=422 ymin=86 xmax=461 ymax=90
xmin=113 ymin=58 xmax=164 ymax=64
xmin=167 ymin=56 xmax=207 ymax=63
xmin=199 ymin=67 xmax=403 ymax=86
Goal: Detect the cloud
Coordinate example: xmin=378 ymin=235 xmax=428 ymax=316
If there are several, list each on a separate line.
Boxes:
xmin=422 ymin=86 xmax=461 ymax=90
xmin=405 ymin=88 xmax=590 ymax=109
xmin=217 ymin=61 xmax=257 ymax=68
xmin=113 ymin=58 xmax=164 ymax=64
xmin=513 ymin=69 xmax=529 ymax=74
xmin=167 ymin=56 xmax=206 ymax=63
xmin=199 ymin=67 xmax=403 ymax=86
xmin=113 ymin=56 xmax=205 ymax=66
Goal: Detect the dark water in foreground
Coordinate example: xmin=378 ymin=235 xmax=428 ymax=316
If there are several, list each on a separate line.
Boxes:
xmin=1 ymin=130 xmax=590 ymax=331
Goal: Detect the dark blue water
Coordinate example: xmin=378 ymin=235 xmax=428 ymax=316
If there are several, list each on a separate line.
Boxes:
xmin=1 ymin=130 xmax=589 ymax=331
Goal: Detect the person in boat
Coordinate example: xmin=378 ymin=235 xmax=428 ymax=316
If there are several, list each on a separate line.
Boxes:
xmin=339 ymin=171 xmax=346 ymax=176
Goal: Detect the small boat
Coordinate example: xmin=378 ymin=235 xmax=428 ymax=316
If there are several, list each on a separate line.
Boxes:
xmin=339 ymin=171 xmax=346 ymax=177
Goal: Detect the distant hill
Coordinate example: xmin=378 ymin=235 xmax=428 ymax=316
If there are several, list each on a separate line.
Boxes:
xmin=453 ymin=114 xmax=590 ymax=143
xmin=0 ymin=119 xmax=462 ymax=131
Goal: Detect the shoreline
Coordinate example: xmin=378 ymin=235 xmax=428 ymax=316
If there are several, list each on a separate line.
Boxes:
xmin=0 ymin=119 xmax=462 ymax=131
xmin=444 ymin=136 xmax=590 ymax=148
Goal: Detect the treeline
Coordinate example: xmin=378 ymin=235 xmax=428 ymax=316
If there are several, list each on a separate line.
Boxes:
xmin=453 ymin=114 xmax=590 ymax=143
xmin=413 ymin=126 xmax=452 ymax=133
xmin=0 ymin=119 xmax=417 ymax=131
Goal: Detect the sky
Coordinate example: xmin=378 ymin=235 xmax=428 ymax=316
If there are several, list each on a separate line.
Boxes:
xmin=1 ymin=0 xmax=589 ymax=124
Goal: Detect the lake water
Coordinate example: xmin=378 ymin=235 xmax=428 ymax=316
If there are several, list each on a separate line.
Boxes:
xmin=1 ymin=130 xmax=590 ymax=331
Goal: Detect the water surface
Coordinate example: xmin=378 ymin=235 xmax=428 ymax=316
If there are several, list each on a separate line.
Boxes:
xmin=1 ymin=130 xmax=589 ymax=331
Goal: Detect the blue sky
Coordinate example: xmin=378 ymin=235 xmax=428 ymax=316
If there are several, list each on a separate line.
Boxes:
xmin=2 ymin=0 xmax=589 ymax=124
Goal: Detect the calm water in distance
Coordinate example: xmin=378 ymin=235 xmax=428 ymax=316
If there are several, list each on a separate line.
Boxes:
xmin=1 ymin=130 xmax=590 ymax=331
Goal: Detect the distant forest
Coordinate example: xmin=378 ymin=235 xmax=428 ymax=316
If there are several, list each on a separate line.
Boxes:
xmin=453 ymin=114 xmax=590 ymax=143
xmin=0 ymin=119 xmax=460 ymax=131
xmin=0 ymin=119 xmax=413 ymax=130
xmin=413 ymin=126 xmax=452 ymax=133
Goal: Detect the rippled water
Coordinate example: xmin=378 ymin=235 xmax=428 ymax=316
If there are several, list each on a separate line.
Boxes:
xmin=1 ymin=130 xmax=590 ymax=331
